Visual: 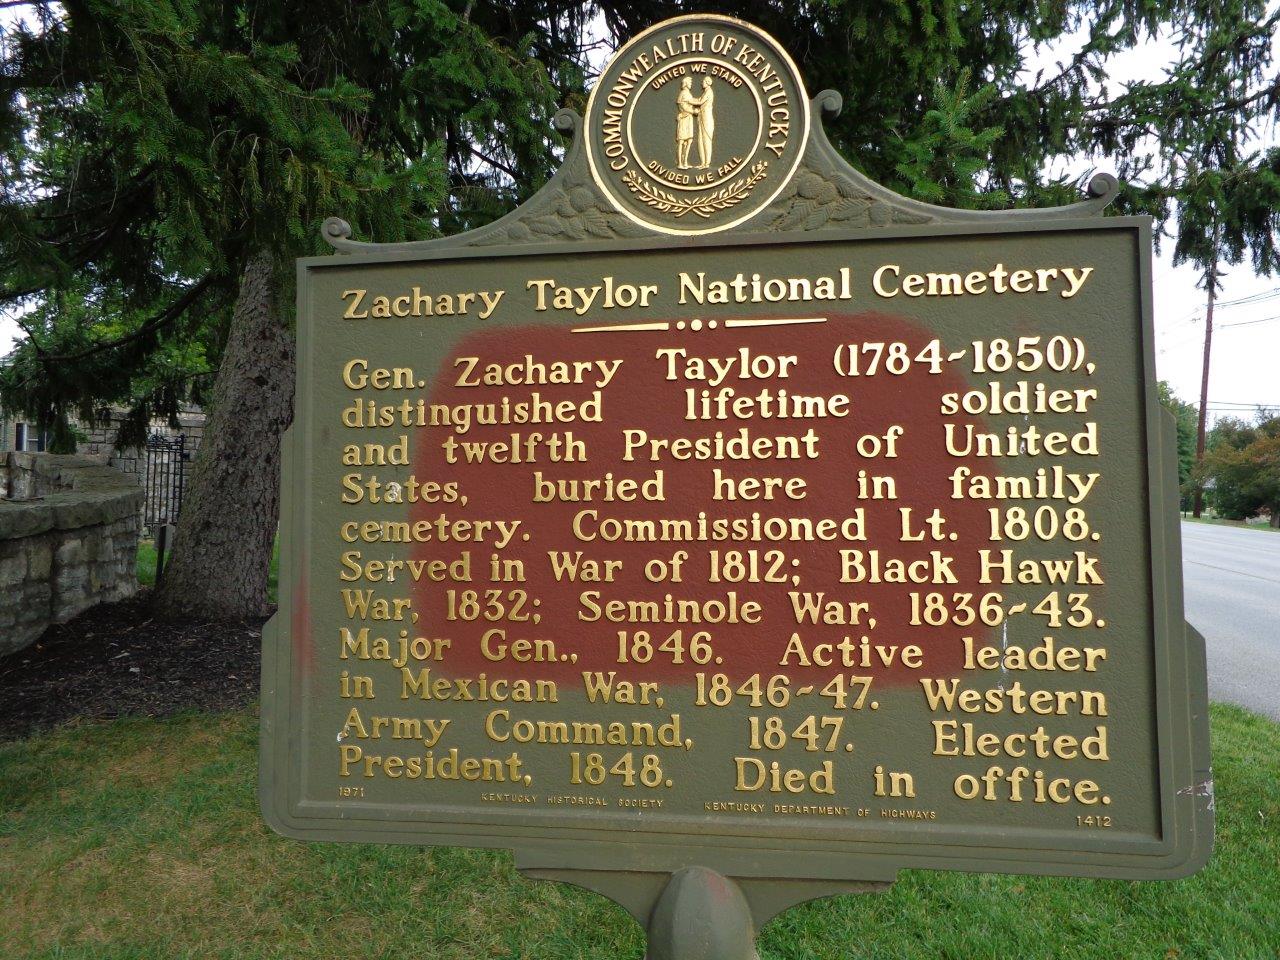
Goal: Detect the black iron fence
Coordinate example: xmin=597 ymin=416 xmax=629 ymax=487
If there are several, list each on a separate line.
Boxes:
xmin=143 ymin=433 xmax=190 ymax=585
xmin=143 ymin=433 xmax=189 ymax=530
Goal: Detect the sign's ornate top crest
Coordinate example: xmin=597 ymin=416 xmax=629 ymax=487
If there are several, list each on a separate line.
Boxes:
xmin=585 ymin=14 xmax=810 ymax=235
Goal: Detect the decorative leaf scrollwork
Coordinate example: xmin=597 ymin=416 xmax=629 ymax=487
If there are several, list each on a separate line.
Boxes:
xmin=622 ymin=161 xmax=769 ymax=219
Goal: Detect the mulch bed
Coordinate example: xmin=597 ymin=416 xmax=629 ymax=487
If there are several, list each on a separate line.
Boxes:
xmin=0 ymin=592 xmax=266 ymax=741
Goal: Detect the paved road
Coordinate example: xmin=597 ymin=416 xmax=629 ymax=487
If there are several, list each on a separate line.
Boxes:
xmin=1180 ymin=521 xmax=1280 ymax=720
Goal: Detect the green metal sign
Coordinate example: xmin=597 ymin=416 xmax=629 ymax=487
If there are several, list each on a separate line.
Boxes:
xmin=261 ymin=14 xmax=1212 ymax=956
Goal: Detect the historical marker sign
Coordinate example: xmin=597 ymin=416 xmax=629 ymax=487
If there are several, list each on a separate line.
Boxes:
xmin=261 ymin=14 xmax=1212 ymax=947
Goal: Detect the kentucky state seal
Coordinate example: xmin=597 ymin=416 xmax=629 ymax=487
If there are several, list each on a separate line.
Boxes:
xmin=585 ymin=15 xmax=810 ymax=235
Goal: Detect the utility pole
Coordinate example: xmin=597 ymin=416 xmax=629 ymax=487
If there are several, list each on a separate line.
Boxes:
xmin=1192 ymin=256 xmax=1218 ymax=518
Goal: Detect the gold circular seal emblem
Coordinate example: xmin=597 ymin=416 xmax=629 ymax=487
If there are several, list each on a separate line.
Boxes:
xmin=585 ymin=15 xmax=810 ymax=235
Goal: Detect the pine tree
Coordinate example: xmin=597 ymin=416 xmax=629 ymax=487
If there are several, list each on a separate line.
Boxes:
xmin=0 ymin=0 xmax=589 ymax=617
xmin=3 ymin=0 xmax=1277 ymax=616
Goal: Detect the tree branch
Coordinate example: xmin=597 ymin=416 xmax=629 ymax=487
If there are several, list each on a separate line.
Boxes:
xmin=1084 ymin=76 xmax=1280 ymax=118
xmin=467 ymin=143 xmax=520 ymax=180
xmin=38 ymin=275 xmax=216 ymax=363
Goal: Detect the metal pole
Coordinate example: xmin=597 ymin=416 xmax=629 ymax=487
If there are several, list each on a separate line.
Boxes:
xmin=1192 ymin=260 xmax=1217 ymax=518
xmin=646 ymin=867 xmax=758 ymax=960
xmin=155 ymin=523 xmax=170 ymax=587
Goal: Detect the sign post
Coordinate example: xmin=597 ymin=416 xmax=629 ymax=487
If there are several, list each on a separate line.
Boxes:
xmin=260 ymin=15 xmax=1213 ymax=957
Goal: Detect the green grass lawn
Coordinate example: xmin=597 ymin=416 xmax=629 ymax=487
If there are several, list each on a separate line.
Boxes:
xmin=1 ymin=704 xmax=1277 ymax=959
xmin=1181 ymin=515 xmax=1280 ymax=533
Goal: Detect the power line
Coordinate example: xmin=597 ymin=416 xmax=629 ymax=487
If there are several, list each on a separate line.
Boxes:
xmin=1201 ymin=406 xmax=1279 ymax=414
xmin=1163 ymin=313 xmax=1280 ymax=333
xmin=1159 ymin=309 xmax=1203 ymax=328
xmin=1216 ymin=288 xmax=1280 ymax=308
xmin=1219 ymin=314 xmax=1280 ymax=328
xmin=1158 ymin=329 xmax=1209 ymax=351
xmin=1159 ymin=314 xmax=1280 ymax=352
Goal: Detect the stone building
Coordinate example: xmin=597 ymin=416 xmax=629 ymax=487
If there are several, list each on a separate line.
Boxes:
xmin=0 ymin=405 xmax=205 ymax=458
xmin=0 ymin=405 xmax=205 ymax=532
xmin=0 ymin=412 xmax=48 ymax=453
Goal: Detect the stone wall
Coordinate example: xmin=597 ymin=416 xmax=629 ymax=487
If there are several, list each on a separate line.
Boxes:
xmin=2 ymin=405 xmax=204 ymax=534
xmin=0 ymin=452 xmax=143 ymax=655
xmin=79 ymin=408 xmax=203 ymax=533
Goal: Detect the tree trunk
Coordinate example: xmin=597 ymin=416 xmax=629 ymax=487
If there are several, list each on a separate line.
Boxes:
xmin=154 ymin=251 xmax=294 ymax=619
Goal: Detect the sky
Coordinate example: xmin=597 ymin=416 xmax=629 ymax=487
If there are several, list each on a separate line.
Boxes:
xmin=1 ymin=8 xmax=1277 ymax=421
xmin=1017 ymin=26 xmax=1280 ymax=422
